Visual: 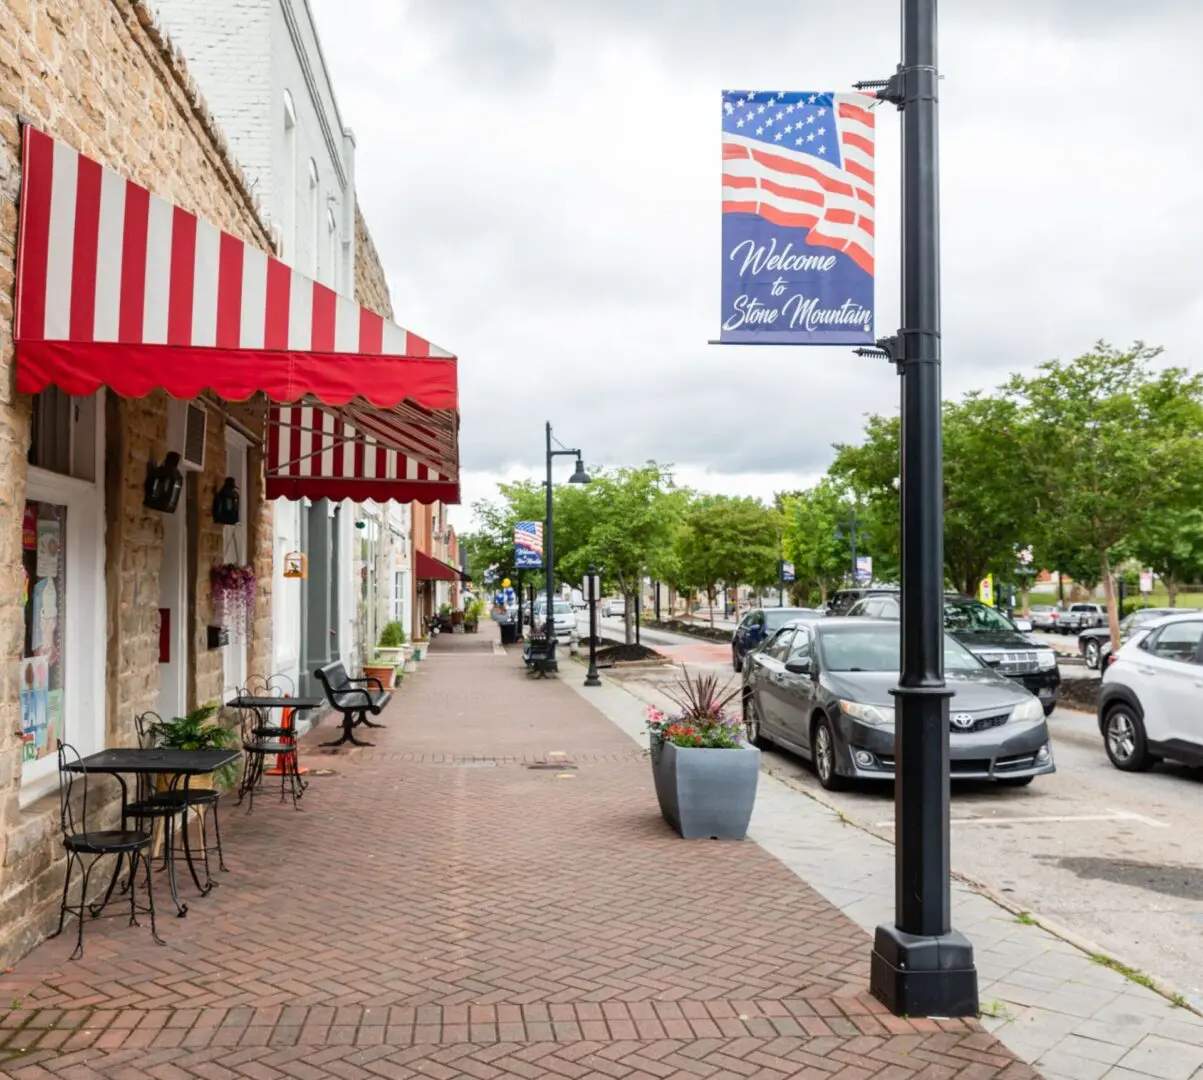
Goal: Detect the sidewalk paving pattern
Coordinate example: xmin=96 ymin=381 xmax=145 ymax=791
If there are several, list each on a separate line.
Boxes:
xmin=0 ymin=631 xmax=1040 ymax=1078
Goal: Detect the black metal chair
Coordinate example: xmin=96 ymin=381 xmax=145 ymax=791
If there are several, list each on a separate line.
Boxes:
xmin=54 ymin=741 xmax=162 ymax=960
xmin=124 ymin=711 xmax=227 ymax=908
xmin=236 ymin=686 xmax=304 ymax=813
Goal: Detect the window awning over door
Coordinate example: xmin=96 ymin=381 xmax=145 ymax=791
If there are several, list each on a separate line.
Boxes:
xmin=14 ymin=125 xmax=459 ymax=504
xmin=415 ymin=550 xmax=467 ymax=582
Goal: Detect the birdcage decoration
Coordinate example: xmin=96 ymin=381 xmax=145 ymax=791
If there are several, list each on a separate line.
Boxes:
xmin=283 ymin=551 xmax=308 ymax=579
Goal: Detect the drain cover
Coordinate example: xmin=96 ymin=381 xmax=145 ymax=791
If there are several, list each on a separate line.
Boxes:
xmin=310 ymin=768 xmax=336 ymax=776
xmin=526 ymin=762 xmax=577 ymax=770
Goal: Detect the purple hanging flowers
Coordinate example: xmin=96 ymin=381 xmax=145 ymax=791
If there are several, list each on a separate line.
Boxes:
xmin=211 ymin=562 xmax=257 ymax=641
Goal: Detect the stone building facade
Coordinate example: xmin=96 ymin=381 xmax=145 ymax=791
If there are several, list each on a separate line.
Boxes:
xmin=0 ymin=0 xmax=276 ymax=964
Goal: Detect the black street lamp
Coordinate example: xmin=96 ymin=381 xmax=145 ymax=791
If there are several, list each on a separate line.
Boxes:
xmin=834 ymin=512 xmax=869 ymax=585
xmin=861 ymin=0 xmax=978 ymax=1018
xmin=584 ymin=565 xmax=601 ymax=687
xmin=544 ymin=422 xmax=591 ymax=663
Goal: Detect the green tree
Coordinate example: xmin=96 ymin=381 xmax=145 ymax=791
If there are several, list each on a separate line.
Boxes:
xmin=1133 ymin=507 xmax=1203 ymax=606
xmin=675 ymin=495 xmax=779 ymax=626
xmin=781 ymin=479 xmax=851 ymax=606
xmin=1006 ymin=342 xmax=1203 ymax=648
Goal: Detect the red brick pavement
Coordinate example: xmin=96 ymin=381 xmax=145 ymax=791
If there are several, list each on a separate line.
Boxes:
xmin=0 ymin=629 xmax=1039 ymax=1078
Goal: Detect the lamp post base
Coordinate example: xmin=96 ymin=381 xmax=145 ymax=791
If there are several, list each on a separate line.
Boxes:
xmin=584 ymin=671 xmax=601 ymax=687
xmin=869 ymin=924 xmax=978 ymax=1018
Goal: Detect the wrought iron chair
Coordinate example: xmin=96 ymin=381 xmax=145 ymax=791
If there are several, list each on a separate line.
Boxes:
xmin=54 ymin=741 xmax=162 ymax=960
xmin=236 ymin=683 xmax=304 ymax=813
xmin=125 ymin=711 xmax=227 ymax=908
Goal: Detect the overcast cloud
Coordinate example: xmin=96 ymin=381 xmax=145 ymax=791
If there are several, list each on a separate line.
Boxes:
xmin=306 ymin=0 xmax=1203 ymax=526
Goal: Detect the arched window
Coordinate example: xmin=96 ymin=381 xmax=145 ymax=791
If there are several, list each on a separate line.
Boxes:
xmin=327 ymin=207 xmax=338 ymax=288
xmin=282 ymin=92 xmax=297 ymax=260
xmin=308 ymin=160 xmax=320 ymax=278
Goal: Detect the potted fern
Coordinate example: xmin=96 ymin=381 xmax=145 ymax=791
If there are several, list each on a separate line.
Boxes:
xmin=645 ymin=668 xmax=759 ymax=839
xmin=150 ymin=701 xmax=241 ymax=791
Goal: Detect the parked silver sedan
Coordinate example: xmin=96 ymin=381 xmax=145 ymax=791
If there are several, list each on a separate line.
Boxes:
xmin=741 ymin=618 xmax=1055 ymax=790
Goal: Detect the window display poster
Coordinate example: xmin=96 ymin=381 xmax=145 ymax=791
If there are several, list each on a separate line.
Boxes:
xmin=22 ymin=501 xmax=66 ymax=765
xmin=20 ymin=656 xmax=49 ymax=762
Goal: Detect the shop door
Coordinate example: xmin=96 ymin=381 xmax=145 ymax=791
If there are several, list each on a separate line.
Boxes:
xmin=157 ymin=485 xmax=187 ymax=720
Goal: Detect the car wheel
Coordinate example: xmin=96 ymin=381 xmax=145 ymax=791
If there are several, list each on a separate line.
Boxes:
xmin=997 ymin=775 xmax=1034 ymax=787
xmin=732 ymin=649 xmax=743 ymax=673
xmin=1103 ymin=704 xmax=1154 ymax=772
xmin=743 ymin=693 xmax=769 ymax=749
xmin=1084 ymin=640 xmax=1100 ymax=669
xmin=812 ymin=715 xmax=848 ymax=791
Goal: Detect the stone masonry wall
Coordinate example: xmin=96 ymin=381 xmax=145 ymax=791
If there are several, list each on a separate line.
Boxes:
xmin=0 ymin=0 xmax=278 ymax=964
xmin=354 ymin=203 xmax=395 ymax=320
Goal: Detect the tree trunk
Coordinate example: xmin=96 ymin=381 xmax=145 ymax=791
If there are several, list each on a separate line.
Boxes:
xmin=1020 ymin=586 xmax=1030 ymax=614
xmin=1100 ymin=550 xmax=1121 ymax=653
xmin=819 ymin=581 xmax=828 ymax=607
xmin=1168 ymin=578 xmax=1179 ymax=607
xmin=707 ymin=586 xmax=715 ymax=627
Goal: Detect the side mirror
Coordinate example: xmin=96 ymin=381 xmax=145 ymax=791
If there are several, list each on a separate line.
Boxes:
xmin=784 ymin=658 xmax=811 ymax=675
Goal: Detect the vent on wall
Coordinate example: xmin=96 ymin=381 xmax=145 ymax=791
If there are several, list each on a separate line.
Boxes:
xmin=167 ymin=400 xmax=207 ymax=472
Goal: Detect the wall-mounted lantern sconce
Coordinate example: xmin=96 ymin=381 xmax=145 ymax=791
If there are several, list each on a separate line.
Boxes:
xmin=283 ymin=551 xmax=308 ymax=579
xmin=144 ymin=452 xmax=183 ymax=514
xmin=212 ymin=476 xmax=240 ymax=525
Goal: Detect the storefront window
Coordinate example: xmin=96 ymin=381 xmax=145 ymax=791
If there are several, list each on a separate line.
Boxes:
xmin=21 ymin=501 xmax=67 ymax=764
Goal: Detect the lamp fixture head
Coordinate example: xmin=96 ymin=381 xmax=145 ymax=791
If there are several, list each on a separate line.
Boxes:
xmin=568 ymin=458 xmax=591 ymax=485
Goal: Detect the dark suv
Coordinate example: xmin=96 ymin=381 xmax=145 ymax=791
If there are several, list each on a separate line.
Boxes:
xmin=845 ymin=592 xmax=1061 ymax=715
xmin=732 ymin=607 xmax=823 ymax=671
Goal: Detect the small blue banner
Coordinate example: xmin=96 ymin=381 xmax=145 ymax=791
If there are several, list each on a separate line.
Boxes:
xmin=720 ymin=90 xmax=876 ymax=345
xmin=781 ymin=561 xmax=795 ymax=583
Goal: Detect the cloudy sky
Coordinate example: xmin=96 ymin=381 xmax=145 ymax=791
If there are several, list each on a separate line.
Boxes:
xmin=307 ymin=0 xmax=1203 ymax=528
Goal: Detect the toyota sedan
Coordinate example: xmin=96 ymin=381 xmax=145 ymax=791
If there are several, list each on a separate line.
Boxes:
xmin=741 ymin=617 xmax=1055 ymax=790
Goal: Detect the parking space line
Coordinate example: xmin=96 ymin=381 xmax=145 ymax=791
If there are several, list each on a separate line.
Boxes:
xmin=871 ymin=811 xmax=1169 ymax=828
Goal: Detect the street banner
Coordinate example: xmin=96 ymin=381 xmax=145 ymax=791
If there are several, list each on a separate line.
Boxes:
xmin=781 ymin=561 xmax=795 ymax=583
xmin=720 ymin=90 xmax=876 ymax=345
xmin=855 ymin=555 xmax=872 ymax=584
xmin=1140 ymin=569 xmax=1153 ymax=594
xmin=514 ymin=521 xmax=543 ymax=569
xmin=979 ymin=575 xmax=994 ymax=606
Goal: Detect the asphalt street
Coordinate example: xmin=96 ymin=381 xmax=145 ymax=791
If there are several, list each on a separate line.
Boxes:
xmin=591 ymin=611 xmax=1203 ymax=1008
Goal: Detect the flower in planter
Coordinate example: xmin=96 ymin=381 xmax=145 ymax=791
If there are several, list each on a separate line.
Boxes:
xmin=645 ymin=668 xmax=745 ymax=749
xmin=211 ymin=562 xmax=257 ymax=641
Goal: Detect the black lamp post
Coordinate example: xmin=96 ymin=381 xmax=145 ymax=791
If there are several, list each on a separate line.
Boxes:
xmin=864 ymin=0 xmax=979 ymax=1018
xmin=834 ymin=512 xmax=868 ymax=586
xmin=584 ymin=565 xmax=601 ymax=687
xmin=544 ymin=421 xmax=591 ymax=659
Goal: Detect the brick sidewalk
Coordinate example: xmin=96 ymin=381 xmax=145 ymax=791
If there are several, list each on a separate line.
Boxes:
xmin=0 ymin=630 xmax=1038 ymax=1078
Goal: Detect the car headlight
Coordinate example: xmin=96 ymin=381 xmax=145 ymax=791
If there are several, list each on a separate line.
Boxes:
xmin=1035 ymin=649 xmax=1057 ymax=671
xmin=840 ymin=701 xmax=895 ymax=727
xmin=1010 ymin=697 xmax=1045 ymax=723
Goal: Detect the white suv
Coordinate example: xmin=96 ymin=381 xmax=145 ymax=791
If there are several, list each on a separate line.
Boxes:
xmin=1099 ymin=612 xmax=1203 ymax=771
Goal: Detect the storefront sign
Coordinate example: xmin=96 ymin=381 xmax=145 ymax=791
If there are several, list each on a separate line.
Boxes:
xmin=514 ymin=521 xmax=543 ymax=569
xmin=720 ymin=91 xmax=876 ymax=345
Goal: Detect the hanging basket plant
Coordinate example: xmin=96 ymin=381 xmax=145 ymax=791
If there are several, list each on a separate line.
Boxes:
xmin=211 ymin=562 xmax=257 ymax=642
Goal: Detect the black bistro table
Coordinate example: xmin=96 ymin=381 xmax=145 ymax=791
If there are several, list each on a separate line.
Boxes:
xmin=65 ymin=748 xmax=242 ymax=917
xmin=229 ymin=695 xmax=322 ymax=803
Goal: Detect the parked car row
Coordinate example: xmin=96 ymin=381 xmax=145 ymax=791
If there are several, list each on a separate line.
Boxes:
xmin=1077 ymin=608 xmax=1178 ymax=669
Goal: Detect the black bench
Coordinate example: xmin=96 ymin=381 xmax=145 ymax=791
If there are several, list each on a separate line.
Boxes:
xmin=523 ymin=635 xmax=558 ymax=678
xmin=314 ymin=661 xmax=392 ymax=747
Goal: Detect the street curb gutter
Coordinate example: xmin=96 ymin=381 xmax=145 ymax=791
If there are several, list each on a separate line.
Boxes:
xmin=760 ymin=760 xmax=1203 ymax=1020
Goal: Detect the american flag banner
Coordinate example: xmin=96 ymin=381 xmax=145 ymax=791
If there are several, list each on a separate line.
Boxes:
xmin=514 ymin=521 xmax=544 ymax=569
xmin=720 ymin=90 xmax=876 ymax=344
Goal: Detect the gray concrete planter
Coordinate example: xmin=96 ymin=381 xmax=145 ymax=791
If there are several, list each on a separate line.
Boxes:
xmin=650 ymin=740 xmax=760 ymax=839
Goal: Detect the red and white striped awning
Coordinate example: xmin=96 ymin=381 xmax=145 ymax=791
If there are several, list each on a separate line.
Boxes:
xmin=14 ymin=125 xmax=459 ymax=503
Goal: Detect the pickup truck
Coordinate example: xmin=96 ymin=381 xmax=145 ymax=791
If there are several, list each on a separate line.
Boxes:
xmin=1056 ymin=602 xmax=1107 ymax=634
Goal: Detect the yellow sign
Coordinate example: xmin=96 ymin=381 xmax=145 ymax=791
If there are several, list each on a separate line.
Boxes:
xmin=978 ymin=574 xmax=994 ymax=606
xmin=501 ymin=578 xmax=511 ymax=589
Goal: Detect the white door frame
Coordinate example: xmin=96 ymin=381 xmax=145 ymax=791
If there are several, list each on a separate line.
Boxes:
xmin=20 ymin=466 xmax=106 ymax=806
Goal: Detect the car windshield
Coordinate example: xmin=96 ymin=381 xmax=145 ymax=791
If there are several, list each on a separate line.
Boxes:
xmin=553 ymin=602 xmax=572 ymax=615
xmin=765 ymin=610 xmax=803 ymax=630
xmin=943 ymin=599 xmax=1015 ymax=633
xmin=819 ymin=624 xmax=983 ymax=673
